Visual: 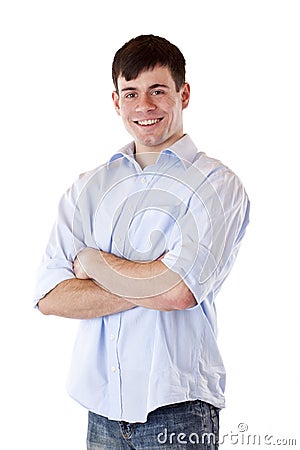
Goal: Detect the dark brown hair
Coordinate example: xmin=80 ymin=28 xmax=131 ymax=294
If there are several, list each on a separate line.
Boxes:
xmin=112 ymin=35 xmax=186 ymax=93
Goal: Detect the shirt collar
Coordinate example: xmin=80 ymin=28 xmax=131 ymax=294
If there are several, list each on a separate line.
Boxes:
xmin=108 ymin=142 xmax=136 ymax=165
xmin=160 ymin=134 xmax=198 ymax=169
xmin=108 ymin=134 xmax=198 ymax=169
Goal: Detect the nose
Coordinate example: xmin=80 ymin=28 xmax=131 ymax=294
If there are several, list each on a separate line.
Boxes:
xmin=135 ymin=93 xmax=156 ymax=113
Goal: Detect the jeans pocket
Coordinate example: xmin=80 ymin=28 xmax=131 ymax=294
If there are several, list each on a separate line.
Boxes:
xmin=86 ymin=412 xmax=98 ymax=447
xmin=209 ymin=404 xmax=220 ymax=445
xmin=189 ymin=400 xmax=220 ymax=448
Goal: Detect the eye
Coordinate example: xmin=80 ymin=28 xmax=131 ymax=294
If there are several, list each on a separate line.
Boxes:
xmin=125 ymin=92 xmax=137 ymax=99
xmin=151 ymin=90 xmax=164 ymax=96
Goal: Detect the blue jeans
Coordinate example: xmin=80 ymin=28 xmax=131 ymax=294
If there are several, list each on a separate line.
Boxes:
xmin=87 ymin=400 xmax=219 ymax=449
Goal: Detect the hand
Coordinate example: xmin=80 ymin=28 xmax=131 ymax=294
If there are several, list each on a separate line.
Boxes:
xmin=73 ymin=257 xmax=90 ymax=279
xmin=73 ymin=247 xmax=99 ymax=279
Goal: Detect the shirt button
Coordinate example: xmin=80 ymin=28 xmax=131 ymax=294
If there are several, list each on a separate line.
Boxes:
xmin=111 ymin=366 xmax=117 ymax=373
xmin=110 ymin=334 xmax=115 ymax=341
xmin=141 ymin=177 xmax=147 ymax=184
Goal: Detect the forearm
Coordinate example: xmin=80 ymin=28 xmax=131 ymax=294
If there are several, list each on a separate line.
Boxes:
xmin=38 ymin=278 xmax=135 ymax=319
xmin=77 ymin=249 xmax=196 ymax=311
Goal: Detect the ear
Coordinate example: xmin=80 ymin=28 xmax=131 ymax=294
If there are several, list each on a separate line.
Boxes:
xmin=112 ymin=91 xmax=121 ymax=116
xmin=181 ymin=82 xmax=190 ymax=110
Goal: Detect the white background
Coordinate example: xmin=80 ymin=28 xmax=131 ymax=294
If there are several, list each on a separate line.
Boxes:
xmin=0 ymin=0 xmax=299 ymax=448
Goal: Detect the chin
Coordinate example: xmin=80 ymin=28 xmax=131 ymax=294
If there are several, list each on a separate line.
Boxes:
xmin=136 ymin=134 xmax=167 ymax=148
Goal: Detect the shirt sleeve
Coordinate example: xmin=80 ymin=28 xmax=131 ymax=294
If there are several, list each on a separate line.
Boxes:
xmin=161 ymin=167 xmax=250 ymax=305
xmin=33 ymin=177 xmax=88 ymax=308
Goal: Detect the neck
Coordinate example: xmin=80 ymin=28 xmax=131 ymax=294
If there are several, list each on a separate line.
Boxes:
xmin=134 ymin=151 xmax=159 ymax=170
xmin=134 ymin=132 xmax=185 ymax=169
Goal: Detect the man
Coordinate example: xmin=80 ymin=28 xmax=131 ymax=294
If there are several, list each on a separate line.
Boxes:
xmin=35 ymin=35 xmax=250 ymax=449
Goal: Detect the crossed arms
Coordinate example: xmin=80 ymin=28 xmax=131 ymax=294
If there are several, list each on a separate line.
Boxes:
xmin=38 ymin=248 xmax=196 ymax=319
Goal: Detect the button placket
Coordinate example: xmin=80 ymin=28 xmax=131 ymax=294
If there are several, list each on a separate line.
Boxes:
xmin=109 ymin=330 xmax=118 ymax=373
xmin=106 ymin=314 xmax=123 ymax=417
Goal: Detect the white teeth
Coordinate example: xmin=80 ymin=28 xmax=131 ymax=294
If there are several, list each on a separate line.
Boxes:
xmin=137 ymin=119 xmax=161 ymax=126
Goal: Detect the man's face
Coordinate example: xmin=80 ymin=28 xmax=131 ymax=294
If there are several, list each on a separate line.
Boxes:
xmin=112 ymin=65 xmax=190 ymax=153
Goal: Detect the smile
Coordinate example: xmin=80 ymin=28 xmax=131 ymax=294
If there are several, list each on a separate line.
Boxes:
xmin=134 ymin=118 xmax=163 ymax=126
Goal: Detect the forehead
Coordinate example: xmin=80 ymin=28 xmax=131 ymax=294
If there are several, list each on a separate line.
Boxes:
xmin=117 ymin=65 xmax=176 ymax=91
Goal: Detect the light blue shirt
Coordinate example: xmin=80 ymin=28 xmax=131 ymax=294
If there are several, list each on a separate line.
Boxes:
xmin=34 ymin=135 xmax=250 ymax=423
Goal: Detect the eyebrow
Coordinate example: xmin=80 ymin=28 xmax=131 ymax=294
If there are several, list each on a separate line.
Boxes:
xmin=120 ymin=83 xmax=170 ymax=92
